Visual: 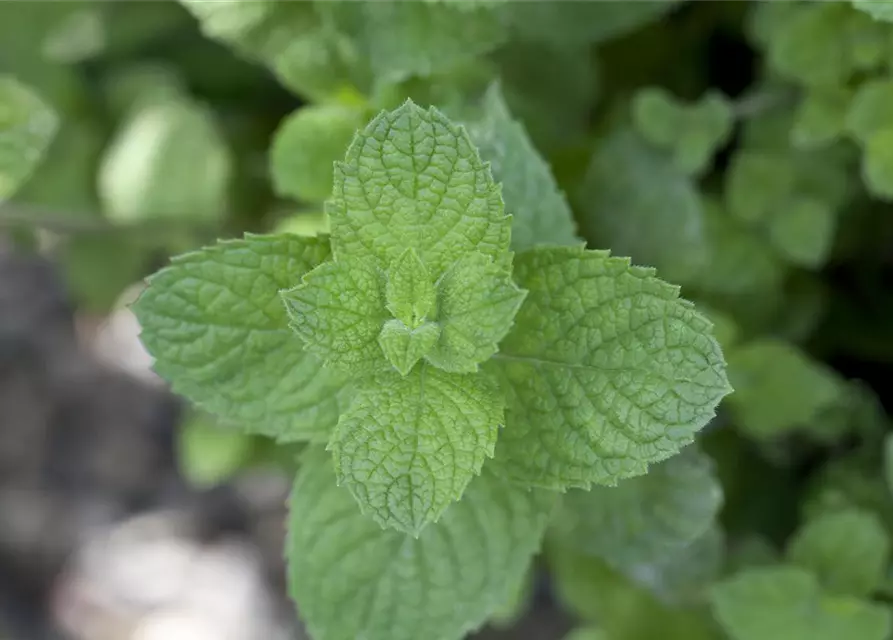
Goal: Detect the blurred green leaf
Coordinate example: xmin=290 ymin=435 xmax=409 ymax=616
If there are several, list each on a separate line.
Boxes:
xmin=0 ymin=76 xmax=58 ymax=202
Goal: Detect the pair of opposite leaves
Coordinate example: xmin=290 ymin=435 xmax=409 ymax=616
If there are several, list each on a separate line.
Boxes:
xmin=134 ymin=99 xmax=732 ymax=538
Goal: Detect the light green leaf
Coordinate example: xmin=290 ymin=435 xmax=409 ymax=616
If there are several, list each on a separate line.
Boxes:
xmin=861 ymin=126 xmax=893 ymax=200
xmin=725 ymin=339 xmax=846 ymax=440
xmin=329 ymin=100 xmax=511 ymax=277
xmin=709 ymin=566 xmax=892 ymax=640
xmin=0 ymin=76 xmax=58 ymax=202
xmin=386 ymin=247 xmax=436 ymax=328
xmin=787 ymin=508 xmax=890 ymax=598
xmin=343 ymin=1 xmax=508 ymax=85
xmin=853 ymin=0 xmax=893 ymax=23
xmin=632 ymin=87 xmax=733 ymax=176
xmin=288 ymin=446 xmax=556 ymax=640
xmin=845 ymin=79 xmax=893 ymax=143
xmin=768 ymin=196 xmax=836 ymax=268
xmin=486 ymin=246 xmax=731 ymax=490
xmin=550 ymin=446 xmax=723 ymax=569
xmin=425 ymin=252 xmax=526 ymax=374
xmin=687 ymin=198 xmax=785 ymax=298
xmin=330 ymin=364 xmax=503 ymax=535
xmin=767 ymin=3 xmax=851 ymax=88
xmin=179 ymin=0 xmax=354 ymax=100
xmin=792 ymin=86 xmax=851 ymax=149
xmin=563 ymin=629 xmax=608 ymax=640
xmin=281 ymin=256 xmax=390 ymax=374
xmin=98 ymin=100 xmax=231 ymax=224
xmin=509 ymin=1 xmax=681 ymax=46
xmin=725 ymin=150 xmax=796 ymax=225
xmin=378 ymin=320 xmax=441 ymax=376
xmin=464 ymin=83 xmax=580 ymax=251
xmin=576 ymin=128 xmax=708 ymax=284
xmin=270 ymin=104 xmax=365 ymax=205
xmin=132 ymin=234 xmax=348 ymax=443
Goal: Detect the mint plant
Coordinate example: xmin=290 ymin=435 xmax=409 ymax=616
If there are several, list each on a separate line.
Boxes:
xmin=132 ymin=98 xmax=731 ymax=639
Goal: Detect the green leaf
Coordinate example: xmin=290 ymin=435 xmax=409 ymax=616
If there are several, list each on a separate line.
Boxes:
xmin=98 ymin=99 xmax=231 ymax=224
xmin=329 ymin=100 xmax=511 ymax=277
xmin=281 ymin=256 xmax=390 ymax=374
xmin=377 ymin=320 xmax=441 ymax=376
xmin=287 ymin=446 xmax=556 ymax=640
xmin=576 ymin=129 xmax=708 ymax=284
xmin=725 ymin=339 xmax=846 ymax=440
xmin=464 ymin=83 xmax=580 ymax=251
xmin=563 ymin=629 xmax=608 ymax=640
xmin=341 ymin=1 xmax=508 ymax=86
xmin=386 ymin=247 xmax=436 ymax=328
xmin=425 ymin=252 xmax=526 ymax=374
xmin=709 ymin=566 xmax=892 ymax=640
xmin=845 ymin=79 xmax=893 ymax=143
xmin=787 ymin=508 xmax=890 ymax=598
xmin=687 ymin=198 xmax=786 ymax=298
xmin=853 ymin=0 xmax=893 ymax=23
xmin=0 ymin=76 xmax=58 ymax=202
xmin=550 ymin=545 xmax=719 ymax=640
xmin=861 ymin=126 xmax=893 ymax=200
xmin=632 ymin=87 xmax=733 ymax=176
xmin=509 ymin=1 xmax=681 ymax=47
xmin=132 ymin=234 xmax=348 ymax=443
xmin=330 ymin=364 xmax=503 ymax=535
xmin=767 ymin=3 xmax=852 ymax=88
xmin=179 ymin=0 xmax=354 ymax=100
xmin=550 ymin=445 xmax=723 ymax=569
xmin=270 ymin=104 xmax=365 ymax=205
xmin=792 ymin=87 xmax=851 ymax=149
xmin=885 ymin=433 xmax=893 ymax=497
xmin=768 ymin=196 xmax=836 ymax=268
xmin=177 ymin=414 xmax=255 ymax=488
xmin=486 ymin=246 xmax=731 ymax=490
xmin=725 ymin=150 xmax=796 ymax=225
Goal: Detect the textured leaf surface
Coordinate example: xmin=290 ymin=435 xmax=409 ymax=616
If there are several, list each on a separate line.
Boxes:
xmin=329 ymin=100 xmax=511 ymax=277
xmin=550 ymin=446 xmax=723 ymax=568
xmin=133 ymin=234 xmax=347 ymax=442
xmin=787 ymin=508 xmax=889 ymax=598
xmin=465 ymin=84 xmax=580 ymax=251
xmin=486 ymin=246 xmax=731 ymax=490
xmin=377 ymin=320 xmax=440 ymax=376
xmin=577 ymin=128 xmax=708 ymax=284
xmin=99 ymin=100 xmax=231 ymax=224
xmin=0 ymin=76 xmax=58 ymax=201
xmin=710 ymin=566 xmax=892 ymax=640
xmin=281 ymin=257 xmax=389 ymax=374
xmin=288 ymin=446 xmax=556 ymax=640
xmin=426 ymin=252 xmax=526 ymax=374
xmin=386 ymin=247 xmax=435 ymax=328
xmin=509 ymin=1 xmax=680 ymax=46
xmin=270 ymin=103 xmax=364 ymax=204
xmin=726 ymin=339 xmax=845 ymax=440
xmin=331 ymin=364 xmax=504 ymax=535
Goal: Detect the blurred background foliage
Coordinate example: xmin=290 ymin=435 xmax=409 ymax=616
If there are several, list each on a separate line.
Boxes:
xmin=4 ymin=1 xmax=893 ymax=639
